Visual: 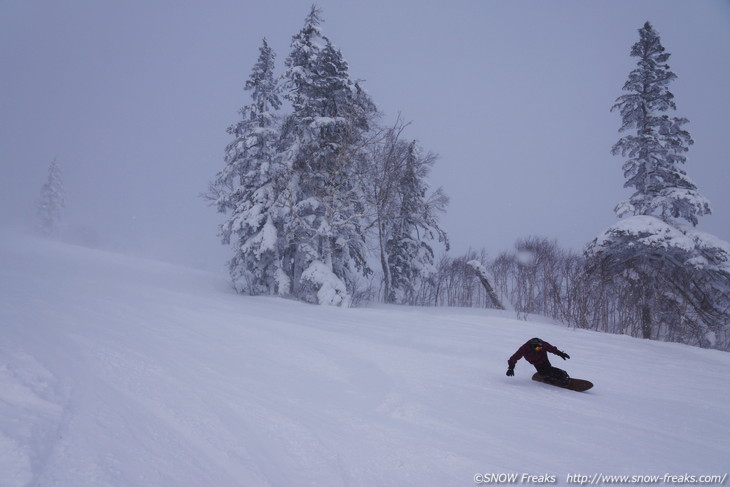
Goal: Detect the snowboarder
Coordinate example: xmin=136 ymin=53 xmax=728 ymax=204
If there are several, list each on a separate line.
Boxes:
xmin=506 ymin=337 xmax=571 ymax=385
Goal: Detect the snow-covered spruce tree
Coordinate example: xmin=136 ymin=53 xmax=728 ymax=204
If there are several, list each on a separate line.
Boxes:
xmin=611 ymin=22 xmax=710 ymax=223
xmin=206 ymin=38 xmax=287 ymax=294
xmin=586 ymin=22 xmax=729 ymax=348
xmin=37 ymin=157 xmax=65 ymax=237
xmin=279 ymin=6 xmax=377 ymax=306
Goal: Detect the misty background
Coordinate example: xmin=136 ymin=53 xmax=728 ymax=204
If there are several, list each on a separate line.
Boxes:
xmin=2 ymin=0 xmax=728 ymax=272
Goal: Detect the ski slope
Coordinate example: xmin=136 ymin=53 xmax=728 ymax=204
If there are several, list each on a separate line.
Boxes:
xmin=1 ymin=231 xmax=729 ymax=487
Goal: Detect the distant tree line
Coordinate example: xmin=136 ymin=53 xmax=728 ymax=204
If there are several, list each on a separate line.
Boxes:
xmin=413 ymin=237 xmax=728 ymax=350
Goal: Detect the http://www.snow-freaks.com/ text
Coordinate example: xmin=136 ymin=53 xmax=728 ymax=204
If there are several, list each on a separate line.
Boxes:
xmin=473 ymin=472 xmax=728 ymax=485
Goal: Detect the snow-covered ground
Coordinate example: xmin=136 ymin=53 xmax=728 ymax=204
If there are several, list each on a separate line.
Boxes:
xmin=1 ymin=231 xmax=729 ymax=487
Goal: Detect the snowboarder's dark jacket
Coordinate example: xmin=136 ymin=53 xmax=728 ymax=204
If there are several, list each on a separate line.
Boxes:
xmin=508 ymin=339 xmax=561 ymax=368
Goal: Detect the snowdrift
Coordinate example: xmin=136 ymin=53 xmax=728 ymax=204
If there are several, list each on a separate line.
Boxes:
xmin=1 ymin=231 xmax=729 ymax=486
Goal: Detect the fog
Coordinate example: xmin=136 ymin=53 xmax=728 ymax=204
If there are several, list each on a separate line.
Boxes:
xmin=2 ymin=0 xmax=728 ymax=271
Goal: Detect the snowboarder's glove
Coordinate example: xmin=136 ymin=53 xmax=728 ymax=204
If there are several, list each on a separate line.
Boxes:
xmin=506 ymin=367 xmax=514 ymax=377
xmin=556 ymin=351 xmax=570 ymax=360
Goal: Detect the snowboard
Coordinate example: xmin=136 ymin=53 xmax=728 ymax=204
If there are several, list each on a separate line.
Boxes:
xmin=531 ymin=372 xmax=593 ymax=392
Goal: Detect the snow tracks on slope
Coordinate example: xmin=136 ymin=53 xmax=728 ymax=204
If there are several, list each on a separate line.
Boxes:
xmin=0 ymin=347 xmax=68 ymax=487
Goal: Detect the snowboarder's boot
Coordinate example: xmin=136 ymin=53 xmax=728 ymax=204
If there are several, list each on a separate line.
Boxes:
xmin=545 ymin=368 xmax=570 ymax=386
xmin=540 ymin=373 xmax=555 ymax=384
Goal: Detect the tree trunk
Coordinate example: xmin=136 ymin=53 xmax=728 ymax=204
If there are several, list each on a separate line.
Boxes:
xmin=641 ymin=281 xmax=654 ymax=339
xmin=467 ymin=260 xmax=505 ymax=310
xmin=378 ymin=222 xmax=393 ymax=303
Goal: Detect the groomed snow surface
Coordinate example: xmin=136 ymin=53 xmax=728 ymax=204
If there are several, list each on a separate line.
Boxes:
xmin=1 ymin=231 xmax=728 ymax=487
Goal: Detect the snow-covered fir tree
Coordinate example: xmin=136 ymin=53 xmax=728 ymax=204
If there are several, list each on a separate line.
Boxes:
xmin=279 ymin=6 xmax=377 ymax=306
xmin=37 ymin=157 xmax=65 ymax=237
xmin=611 ymin=21 xmax=711 ymax=225
xmin=207 ymin=38 xmax=287 ymax=294
xmin=586 ymin=22 xmax=729 ymax=348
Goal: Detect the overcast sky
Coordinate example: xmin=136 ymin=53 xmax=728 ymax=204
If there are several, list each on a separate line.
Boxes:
xmin=1 ymin=0 xmax=728 ymax=271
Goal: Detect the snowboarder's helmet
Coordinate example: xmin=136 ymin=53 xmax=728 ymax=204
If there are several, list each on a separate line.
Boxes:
xmin=529 ymin=338 xmax=543 ymax=351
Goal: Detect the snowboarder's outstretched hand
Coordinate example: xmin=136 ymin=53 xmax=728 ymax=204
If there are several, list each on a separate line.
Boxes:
xmin=556 ymin=351 xmax=570 ymax=360
xmin=506 ymin=367 xmax=514 ymax=377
